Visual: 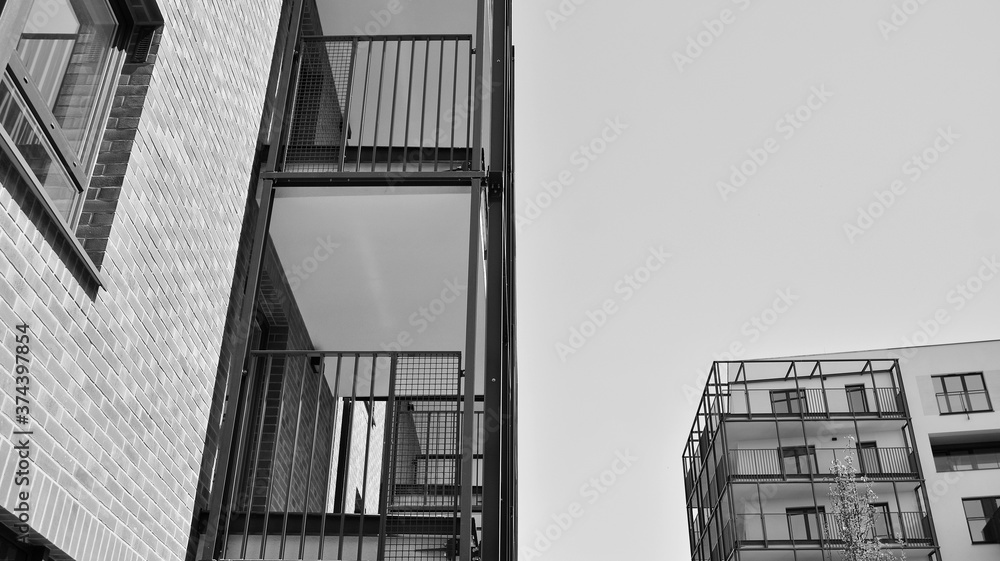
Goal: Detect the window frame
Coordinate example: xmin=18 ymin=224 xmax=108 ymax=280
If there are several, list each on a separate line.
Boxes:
xmin=779 ymin=445 xmax=817 ymax=476
xmin=845 ymin=383 xmax=869 ymax=413
xmin=786 ymin=506 xmax=826 ymax=542
xmin=962 ymin=496 xmax=1000 ymax=545
xmin=2 ymin=0 xmax=130 ymax=222
xmin=770 ymin=389 xmax=808 ymax=415
xmin=933 ymin=373 xmax=993 ymax=415
xmin=0 ymin=0 xmax=143 ymax=284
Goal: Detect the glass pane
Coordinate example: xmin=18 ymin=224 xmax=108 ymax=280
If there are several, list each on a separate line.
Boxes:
xmin=964 ymin=499 xmax=985 ymax=518
xmin=977 ymin=450 xmax=1000 ymax=470
xmin=937 ymin=394 xmax=950 ymax=413
xmin=0 ymin=77 xmax=80 ymax=222
xmin=943 ymin=376 xmax=963 ymax=393
xmin=933 ymin=376 xmax=944 ymax=394
xmin=964 ymin=374 xmax=985 ymax=392
xmin=788 ymin=513 xmax=807 ymax=540
xmin=873 ymin=509 xmax=890 ymax=537
xmin=934 ymin=455 xmax=954 ymax=472
xmin=948 ymin=394 xmax=966 ymax=413
xmin=16 ymin=0 xmax=118 ymax=157
xmin=968 ymin=392 xmax=990 ymax=412
xmin=952 ymin=453 xmax=974 ymax=471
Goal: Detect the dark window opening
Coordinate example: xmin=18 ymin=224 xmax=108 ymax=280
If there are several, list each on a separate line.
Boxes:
xmin=933 ymin=441 xmax=1000 ymax=472
xmin=963 ymin=496 xmax=1000 ymax=544
xmin=846 ymin=384 xmax=868 ymax=413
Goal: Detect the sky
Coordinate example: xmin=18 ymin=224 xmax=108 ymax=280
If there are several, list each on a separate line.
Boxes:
xmin=296 ymin=1 xmax=1000 ymax=559
xmin=513 ymin=1 xmax=1000 ymax=560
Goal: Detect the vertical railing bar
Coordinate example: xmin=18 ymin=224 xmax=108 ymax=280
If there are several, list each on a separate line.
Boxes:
xmin=220 ymin=353 xmax=259 ymax=557
xmin=339 ymin=39 xmax=358 ymax=172
xmin=317 ymin=354 xmax=343 ymax=560
xmin=371 ymin=38 xmax=388 ymax=172
xmin=387 ymin=40 xmax=402 ymax=172
xmin=357 ymin=356 xmax=379 ymax=560
xmin=377 ymin=354 xmax=399 ymax=560
xmin=450 ymin=38 xmax=459 ymax=170
xmin=260 ymin=355 xmax=294 ymax=559
xmin=465 ymin=43 xmax=473 ymax=169
xmin=337 ymin=355 xmax=361 ymax=560
xmin=355 ymin=39 xmax=374 ymax=172
xmin=278 ymin=357 xmax=310 ymax=558
xmin=241 ymin=354 xmax=274 ymax=559
xmin=418 ymin=39 xmax=431 ymax=171
xmin=424 ymin=409 xmax=433 ymax=502
xmin=451 ymin=363 xmax=463 ymax=551
xmin=402 ymin=38 xmax=416 ymax=172
xmin=298 ymin=356 xmax=327 ymax=559
xmin=433 ymin=38 xmax=445 ymax=171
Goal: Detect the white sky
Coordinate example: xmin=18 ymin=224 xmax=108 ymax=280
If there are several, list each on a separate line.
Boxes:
xmin=514 ymin=1 xmax=1000 ymax=560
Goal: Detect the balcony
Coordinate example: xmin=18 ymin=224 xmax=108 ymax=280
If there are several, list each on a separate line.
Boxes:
xmin=214 ymin=351 xmax=483 ymax=561
xmin=726 ymin=386 xmax=905 ymax=418
xmin=727 ymin=446 xmax=917 ymax=481
xmin=732 ymin=511 xmax=933 ymax=547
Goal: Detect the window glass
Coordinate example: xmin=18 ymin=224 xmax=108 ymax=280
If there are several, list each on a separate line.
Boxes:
xmin=965 ymin=375 xmax=986 ymax=392
xmin=0 ymin=76 xmax=80 ymax=221
xmin=15 ymin=0 xmax=118 ymax=158
xmin=963 ymin=497 xmax=1000 ymax=544
xmin=968 ymin=392 xmax=990 ymax=411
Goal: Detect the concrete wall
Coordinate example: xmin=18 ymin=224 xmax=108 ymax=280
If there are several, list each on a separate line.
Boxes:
xmin=0 ymin=0 xmax=281 ymax=559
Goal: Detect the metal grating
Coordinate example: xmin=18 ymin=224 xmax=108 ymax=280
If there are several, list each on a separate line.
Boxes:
xmin=382 ymin=353 xmax=463 ymax=560
xmin=283 ymin=40 xmax=353 ymax=171
xmin=215 ymin=351 xmax=469 ymax=560
xmin=281 ymin=36 xmax=475 ymax=173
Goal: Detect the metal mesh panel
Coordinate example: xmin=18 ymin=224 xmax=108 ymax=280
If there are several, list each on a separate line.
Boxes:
xmin=281 ymin=36 xmax=475 ymax=173
xmin=283 ymin=40 xmax=353 ymax=171
xmin=383 ymin=353 xmax=463 ymax=560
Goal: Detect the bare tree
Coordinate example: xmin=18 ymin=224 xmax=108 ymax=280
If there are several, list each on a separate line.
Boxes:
xmin=827 ymin=439 xmax=905 ymax=561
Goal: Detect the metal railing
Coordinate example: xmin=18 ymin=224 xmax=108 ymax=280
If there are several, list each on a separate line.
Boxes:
xmin=727 ymin=446 xmax=916 ymax=480
xmin=733 ymin=511 xmax=933 ymax=546
xmin=282 ymin=35 xmax=479 ymax=173
xmin=726 ymin=386 xmax=905 ymax=417
xmin=214 ymin=351 xmax=481 ymax=561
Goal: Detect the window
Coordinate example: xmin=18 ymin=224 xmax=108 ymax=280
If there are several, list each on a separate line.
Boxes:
xmin=780 ymin=445 xmax=817 ymax=476
xmin=933 ymin=442 xmax=1000 ymax=472
xmin=787 ymin=506 xmax=825 ymax=541
xmin=846 ymin=384 xmax=868 ymax=413
xmin=770 ymin=389 xmax=807 ymax=414
xmin=933 ymin=373 xmax=992 ymax=414
xmin=963 ymin=496 xmax=1000 ymax=544
xmin=0 ymin=0 xmax=122 ymax=229
xmin=857 ymin=441 xmax=881 ymax=475
xmin=871 ymin=503 xmax=892 ymax=539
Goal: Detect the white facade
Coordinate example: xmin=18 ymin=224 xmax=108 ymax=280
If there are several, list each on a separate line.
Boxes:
xmin=787 ymin=340 xmax=1000 ymax=561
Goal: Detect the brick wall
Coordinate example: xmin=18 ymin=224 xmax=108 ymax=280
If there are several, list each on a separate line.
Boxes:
xmin=0 ymin=1 xmax=281 ymax=561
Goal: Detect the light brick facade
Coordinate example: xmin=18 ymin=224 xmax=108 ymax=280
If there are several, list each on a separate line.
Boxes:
xmin=0 ymin=1 xmax=282 ymax=560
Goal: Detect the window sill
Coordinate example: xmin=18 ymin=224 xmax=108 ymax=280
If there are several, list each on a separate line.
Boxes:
xmin=0 ymin=127 xmax=105 ymax=289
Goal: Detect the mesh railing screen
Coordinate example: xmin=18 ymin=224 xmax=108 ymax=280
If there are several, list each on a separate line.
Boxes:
xmin=382 ymin=353 xmax=463 ymax=560
xmin=283 ymin=40 xmax=353 ymax=171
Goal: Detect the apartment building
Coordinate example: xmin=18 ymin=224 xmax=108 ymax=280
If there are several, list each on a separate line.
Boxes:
xmin=684 ymin=340 xmax=1000 ymax=561
xmin=0 ymin=0 xmax=515 ymax=560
